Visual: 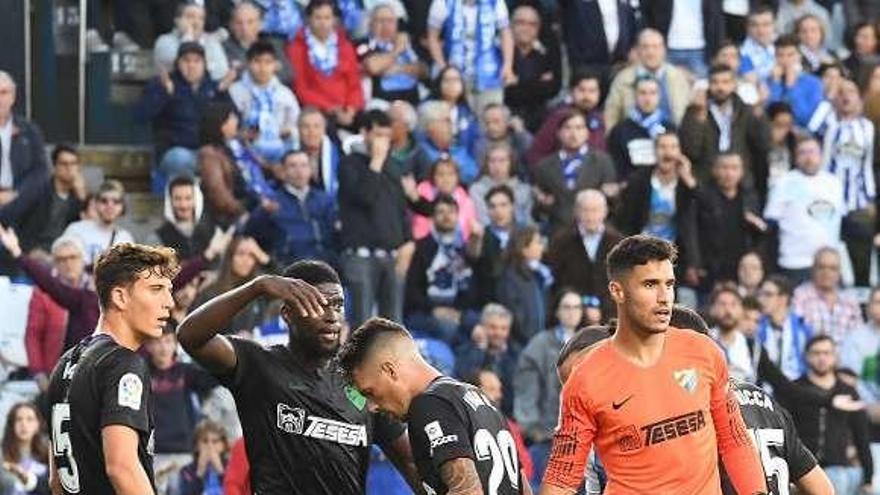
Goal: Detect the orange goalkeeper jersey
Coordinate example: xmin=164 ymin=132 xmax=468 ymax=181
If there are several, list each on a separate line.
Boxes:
xmin=543 ymin=327 xmax=765 ymax=495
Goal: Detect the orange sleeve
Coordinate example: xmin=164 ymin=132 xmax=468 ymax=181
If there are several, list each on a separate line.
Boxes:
xmin=541 ymin=372 xmax=595 ymax=490
xmin=709 ymin=343 xmax=767 ymax=495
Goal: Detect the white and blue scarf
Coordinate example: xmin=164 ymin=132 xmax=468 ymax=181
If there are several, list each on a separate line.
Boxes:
xmin=305 ymin=27 xmax=339 ymax=76
xmin=227 ymin=138 xmax=276 ymax=200
xmin=559 ymin=145 xmax=588 ymax=190
xmin=628 ymin=107 xmax=667 ymax=138
xmin=740 ymin=37 xmax=775 ymax=80
xmin=426 ymin=228 xmax=472 ymax=305
xmin=255 ymin=0 xmax=303 ymax=40
xmin=444 ymin=0 xmax=502 ymax=91
xmin=241 ymin=73 xmax=290 ymax=162
xmin=368 ymin=37 xmax=419 ymax=92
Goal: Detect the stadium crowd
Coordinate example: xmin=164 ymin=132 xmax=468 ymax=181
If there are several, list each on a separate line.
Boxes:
xmin=3 ymin=0 xmax=880 ymax=493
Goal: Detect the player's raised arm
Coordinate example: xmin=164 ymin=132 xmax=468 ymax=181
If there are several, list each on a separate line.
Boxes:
xmin=709 ymin=346 xmax=768 ymax=495
xmin=102 ymin=425 xmax=155 ymax=495
xmin=438 ymin=458 xmax=484 ymax=495
xmin=177 ymin=274 xmax=326 ymax=373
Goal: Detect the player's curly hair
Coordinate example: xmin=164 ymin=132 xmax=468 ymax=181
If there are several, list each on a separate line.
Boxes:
xmin=605 ymin=234 xmax=677 ymax=281
xmin=336 ymin=317 xmax=411 ymax=381
xmin=94 ymin=243 xmax=180 ymax=309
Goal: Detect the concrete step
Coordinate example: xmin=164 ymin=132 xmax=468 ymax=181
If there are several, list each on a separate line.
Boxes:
xmin=76 ymin=145 xmax=153 ymax=193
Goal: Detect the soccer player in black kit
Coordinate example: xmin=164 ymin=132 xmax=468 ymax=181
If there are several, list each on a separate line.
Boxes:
xmin=555 ymin=306 xmax=835 ymax=495
xmin=177 ymin=260 xmax=421 ymax=494
xmin=337 ymin=317 xmax=533 ymax=495
xmin=43 ymin=242 xmax=179 ymax=495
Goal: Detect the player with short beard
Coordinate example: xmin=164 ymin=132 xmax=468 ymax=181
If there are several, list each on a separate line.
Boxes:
xmin=540 ymin=235 xmax=767 ymax=495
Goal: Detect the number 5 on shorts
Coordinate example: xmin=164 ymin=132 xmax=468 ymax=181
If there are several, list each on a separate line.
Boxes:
xmin=51 ymin=404 xmax=81 ymax=493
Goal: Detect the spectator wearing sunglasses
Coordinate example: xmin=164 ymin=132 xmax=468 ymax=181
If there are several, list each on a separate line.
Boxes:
xmin=61 ymin=180 xmax=135 ymax=266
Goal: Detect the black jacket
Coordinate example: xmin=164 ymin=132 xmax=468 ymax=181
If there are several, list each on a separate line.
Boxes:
xmin=615 ymin=168 xmax=699 ymax=272
xmin=789 ymin=377 xmax=873 ymax=484
xmin=679 ymin=96 xmax=771 ymax=202
xmin=338 ymin=152 xmax=410 ymax=250
xmin=559 ymin=0 xmax=639 ymax=68
xmin=545 ymin=224 xmax=622 ymax=316
xmin=0 ymin=116 xmax=50 ymax=228
xmin=642 ymin=0 xmax=725 ymax=63
xmin=694 ymin=183 xmax=763 ymax=285
xmin=532 ymin=150 xmax=617 ymax=235
xmin=156 ymin=218 xmax=215 ymax=261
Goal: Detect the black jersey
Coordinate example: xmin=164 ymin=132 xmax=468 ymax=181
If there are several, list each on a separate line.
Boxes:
xmin=47 ymin=334 xmax=155 ymax=495
xmin=216 ymin=337 xmax=406 ymax=495
xmin=407 ymin=376 xmax=524 ymax=495
xmin=722 ymin=379 xmax=818 ymax=495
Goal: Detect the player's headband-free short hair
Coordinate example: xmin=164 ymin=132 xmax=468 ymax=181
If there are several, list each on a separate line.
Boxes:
xmin=94 ymin=243 xmax=180 ymax=310
xmin=336 ymin=317 xmax=412 ymax=379
xmin=605 ymin=234 xmax=678 ymax=281
xmin=281 ymin=259 xmax=341 ymax=286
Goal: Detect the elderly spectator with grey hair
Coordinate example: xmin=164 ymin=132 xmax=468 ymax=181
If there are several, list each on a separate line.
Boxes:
xmin=546 ymin=189 xmax=622 ymax=315
xmin=454 ymin=302 xmax=520 ymax=414
xmin=0 ymin=71 xmax=50 ymax=236
xmin=24 ymin=236 xmax=87 ymax=393
xmin=223 ymin=1 xmax=294 ymax=85
xmin=388 ymin=100 xmax=428 ymax=178
xmin=413 ymin=100 xmax=479 ymax=183
xmin=474 ymin=103 xmax=532 ymax=168
xmin=356 ymin=4 xmax=427 ymax=105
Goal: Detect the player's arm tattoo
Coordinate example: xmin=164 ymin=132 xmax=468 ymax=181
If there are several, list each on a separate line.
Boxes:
xmin=439 ymin=458 xmax=484 ymax=495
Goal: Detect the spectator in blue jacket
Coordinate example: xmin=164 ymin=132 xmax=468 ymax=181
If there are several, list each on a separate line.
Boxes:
xmin=413 ymin=101 xmax=479 ymax=184
xmin=765 ymin=34 xmax=825 ymax=127
xmin=454 ymin=303 xmax=520 ymax=414
xmin=245 ymin=149 xmax=337 ymax=267
xmin=139 ymin=42 xmax=232 ymax=179
xmin=0 ymin=71 xmax=50 ymax=234
xmin=755 ymin=274 xmax=814 ymax=381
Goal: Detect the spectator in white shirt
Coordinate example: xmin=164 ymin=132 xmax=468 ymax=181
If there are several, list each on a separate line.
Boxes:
xmin=154 ymin=3 xmax=231 ymax=81
xmin=62 ymin=180 xmax=135 ymax=266
xmin=763 ymin=135 xmax=844 ymax=285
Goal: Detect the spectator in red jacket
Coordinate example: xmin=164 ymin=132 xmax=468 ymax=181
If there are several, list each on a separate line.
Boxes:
xmin=288 ymin=0 xmax=364 ymax=129
xmin=223 ymin=437 xmax=250 ymax=495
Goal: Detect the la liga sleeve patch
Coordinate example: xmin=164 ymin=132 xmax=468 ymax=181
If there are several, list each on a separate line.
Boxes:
xmin=117 ymin=372 xmax=143 ymax=411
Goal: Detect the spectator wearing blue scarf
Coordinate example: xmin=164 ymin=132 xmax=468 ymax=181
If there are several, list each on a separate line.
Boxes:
xmin=607 ymin=75 xmax=675 ymax=182
xmin=426 ymin=0 xmax=516 ymax=115
xmin=765 ymin=34 xmax=824 ymax=128
xmin=356 ymin=4 xmax=427 ymax=105
xmin=413 ymin=101 xmax=479 ymax=184
xmin=288 ymin=0 xmax=365 ymax=128
xmin=229 ymin=41 xmax=301 ymax=164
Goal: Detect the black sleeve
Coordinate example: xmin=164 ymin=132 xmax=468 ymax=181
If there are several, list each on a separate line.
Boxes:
xmin=372 ymin=412 xmax=408 ymax=449
xmin=757 ymin=347 xmax=832 ymax=408
xmin=214 ymin=336 xmax=265 ymax=391
xmin=779 ymin=405 xmax=817 ymax=481
xmin=185 ymin=363 xmax=220 ymax=396
xmin=97 ymin=350 xmax=151 ymax=433
xmin=407 ymin=394 xmax=474 ymax=471
xmin=847 ymin=388 xmax=874 ymax=484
